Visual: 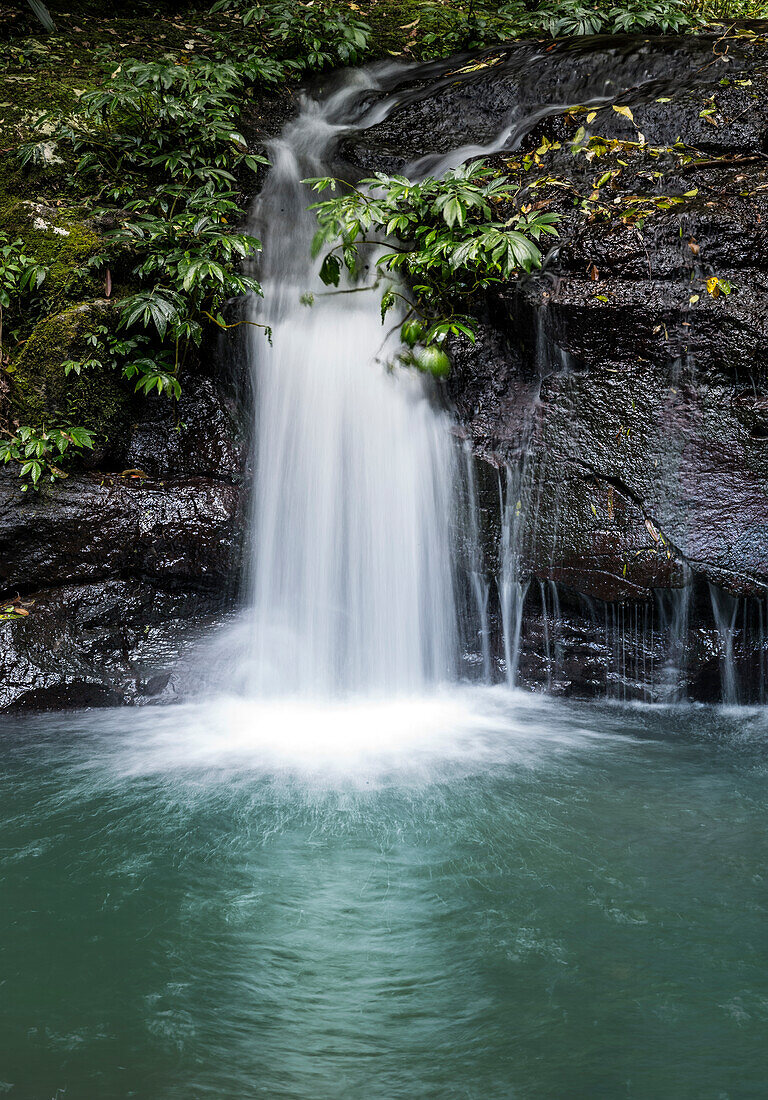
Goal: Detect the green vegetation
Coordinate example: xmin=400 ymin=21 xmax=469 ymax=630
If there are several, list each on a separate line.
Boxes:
xmin=20 ymin=56 xmax=271 ymax=406
xmin=0 ymin=0 xmax=379 ymax=485
xmin=1 ymin=0 xmax=767 ymax=475
xmin=211 ymin=0 xmax=371 ymax=68
xmin=0 ymin=422 xmax=94 ymax=489
xmin=9 ymin=303 xmax=130 ymax=447
xmin=308 ymin=160 xmax=559 ymax=375
xmin=381 ymin=0 xmax=767 ymax=59
xmin=0 ymin=230 xmax=47 ymax=359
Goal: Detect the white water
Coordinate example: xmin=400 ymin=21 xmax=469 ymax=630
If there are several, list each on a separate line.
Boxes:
xmin=231 ymin=57 xmax=730 ymax=708
xmin=243 ymin=74 xmax=465 ymax=698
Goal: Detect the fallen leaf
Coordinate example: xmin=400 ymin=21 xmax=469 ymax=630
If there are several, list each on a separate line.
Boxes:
xmin=645 ymin=518 xmax=660 ymax=542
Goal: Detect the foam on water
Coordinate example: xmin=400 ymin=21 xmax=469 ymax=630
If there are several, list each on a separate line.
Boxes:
xmin=102 ymin=687 xmax=599 ymax=785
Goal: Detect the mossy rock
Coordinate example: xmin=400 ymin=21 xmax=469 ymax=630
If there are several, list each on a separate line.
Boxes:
xmin=8 ymin=301 xmax=131 ymax=441
xmin=0 ymin=200 xmax=101 ymax=307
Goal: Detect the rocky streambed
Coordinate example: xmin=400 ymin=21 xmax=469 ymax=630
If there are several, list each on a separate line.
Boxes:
xmin=3 ymin=31 xmax=768 ymax=707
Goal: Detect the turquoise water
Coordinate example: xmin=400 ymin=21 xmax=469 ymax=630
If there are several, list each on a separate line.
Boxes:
xmin=1 ymin=690 xmax=766 ymax=1099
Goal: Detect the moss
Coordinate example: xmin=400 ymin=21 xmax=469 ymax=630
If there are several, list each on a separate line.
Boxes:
xmin=7 ymin=301 xmax=130 ymax=437
xmin=0 ymin=200 xmax=101 ymax=307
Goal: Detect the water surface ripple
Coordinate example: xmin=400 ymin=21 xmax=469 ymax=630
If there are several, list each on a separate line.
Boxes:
xmin=1 ymin=695 xmax=766 ymax=1098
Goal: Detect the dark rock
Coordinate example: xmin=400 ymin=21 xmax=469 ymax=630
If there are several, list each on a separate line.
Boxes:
xmin=0 ymin=469 xmax=245 ymax=596
xmin=0 ymin=581 xmax=229 ymax=711
xmin=339 ymin=34 xmax=768 ymax=176
xmin=398 ymin=34 xmax=768 ymax=699
xmin=122 ymin=375 xmax=247 ymax=482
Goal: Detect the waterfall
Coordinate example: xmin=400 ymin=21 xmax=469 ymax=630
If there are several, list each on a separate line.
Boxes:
xmin=242 ymin=74 xmax=465 ymax=698
xmin=222 ymin=53 xmax=763 ymax=707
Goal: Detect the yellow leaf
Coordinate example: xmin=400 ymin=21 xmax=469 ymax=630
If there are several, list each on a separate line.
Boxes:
xmin=587 ymin=111 xmax=597 ymax=123
xmin=645 ymin=518 xmax=660 ymax=543
xmin=689 ymin=294 xmax=700 ymax=304
xmin=613 ymin=105 xmax=634 ymax=122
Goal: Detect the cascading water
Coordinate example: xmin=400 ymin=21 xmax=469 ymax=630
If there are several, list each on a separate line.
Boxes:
xmin=235 ymin=49 xmax=680 ymax=701
xmin=223 ymin=46 xmax=768 ymax=706
xmin=243 ymin=74 xmax=465 ymax=697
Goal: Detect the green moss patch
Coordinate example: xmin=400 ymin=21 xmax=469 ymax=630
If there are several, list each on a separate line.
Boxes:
xmin=0 ymin=200 xmax=100 ymax=308
xmin=8 ymin=301 xmax=129 ymax=437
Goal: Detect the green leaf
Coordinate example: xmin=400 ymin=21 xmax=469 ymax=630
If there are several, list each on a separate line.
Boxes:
xmin=319 ymin=254 xmax=342 ymax=287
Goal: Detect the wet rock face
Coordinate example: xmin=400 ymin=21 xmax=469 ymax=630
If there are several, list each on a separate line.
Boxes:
xmin=0 ymin=364 xmax=248 ymax=709
xmin=346 ymin=33 xmax=768 ymax=700
xmin=0 ymin=582 xmax=230 ymax=711
xmin=342 ymin=34 xmax=768 ymax=175
xmin=0 ymin=469 xmax=244 ymax=594
xmin=122 ymin=374 xmax=247 ymax=483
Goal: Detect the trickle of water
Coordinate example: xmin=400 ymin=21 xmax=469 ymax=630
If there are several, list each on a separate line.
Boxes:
xmin=709 ymin=584 xmax=740 ymax=706
xmin=498 ymin=464 xmax=531 ymax=687
xmin=460 ymin=439 xmax=492 ymax=680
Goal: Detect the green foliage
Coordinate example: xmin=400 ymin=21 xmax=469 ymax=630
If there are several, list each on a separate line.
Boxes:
xmin=8 ymin=0 xmax=377 ymax=420
xmin=61 ymin=323 xmax=179 ymax=399
xmin=409 ymin=0 xmax=704 ymax=56
xmin=46 ymin=57 xmax=265 ymax=202
xmin=308 ymin=160 xmax=559 ymax=375
xmin=0 ymin=203 xmax=101 ymax=312
xmin=57 ymin=189 xmax=264 ymax=401
xmin=210 ymin=0 xmax=372 ymax=70
xmin=20 ymin=56 xmax=269 ymax=403
xmin=9 ymin=304 xmax=130 ymax=437
xmin=106 ymin=186 xmax=263 ymax=388
xmin=693 ymin=0 xmax=768 ymax=18
xmin=532 ymin=0 xmax=699 ymax=35
xmin=0 ymin=231 xmax=47 ymax=357
xmin=0 ymin=233 xmax=47 ymax=304
xmin=0 ymin=424 xmax=94 ymax=490
xmin=412 ymin=344 xmax=451 ymax=378
xmin=414 ymin=3 xmax=525 ymax=56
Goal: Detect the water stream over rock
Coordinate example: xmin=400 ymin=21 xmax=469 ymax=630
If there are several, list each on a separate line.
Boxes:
xmin=243 ymin=74 xmax=464 ymax=696
xmin=2 ymin=36 xmax=768 ymax=707
xmin=1 ymin=35 xmax=768 ymax=1098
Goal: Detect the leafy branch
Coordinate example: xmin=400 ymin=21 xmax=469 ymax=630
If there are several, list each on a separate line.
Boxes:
xmin=306 ymin=160 xmax=559 ymax=376
xmin=0 ymin=425 xmax=95 ymax=490
xmin=0 ymin=233 xmax=47 ymax=363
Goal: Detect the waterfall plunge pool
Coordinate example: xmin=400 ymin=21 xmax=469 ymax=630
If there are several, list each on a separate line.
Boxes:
xmin=1 ymin=691 xmax=766 ymax=1098
xmin=4 ymin=45 xmax=768 ymax=1100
